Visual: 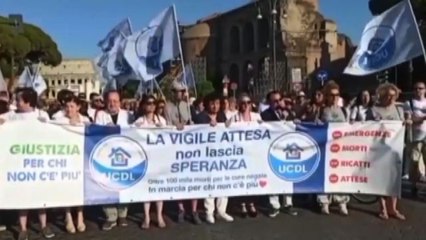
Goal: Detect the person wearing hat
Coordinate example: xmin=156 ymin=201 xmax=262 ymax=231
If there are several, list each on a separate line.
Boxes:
xmin=165 ymin=81 xmax=191 ymax=128
xmin=165 ymin=81 xmax=201 ymax=224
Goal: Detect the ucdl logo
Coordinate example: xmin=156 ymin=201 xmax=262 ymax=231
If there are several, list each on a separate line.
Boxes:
xmin=358 ymin=25 xmax=396 ymax=70
xmin=89 ymin=135 xmax=148 ymax=191
xmin=268 ymin=132 xmax=321 ymax=182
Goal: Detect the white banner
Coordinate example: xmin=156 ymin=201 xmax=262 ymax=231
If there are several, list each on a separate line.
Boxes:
xmin=0 ymin=120 xmax=404 ymax=209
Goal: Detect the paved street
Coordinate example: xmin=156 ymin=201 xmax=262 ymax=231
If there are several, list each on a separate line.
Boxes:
xmin=0 ymin=195 xmax=425 ymax=240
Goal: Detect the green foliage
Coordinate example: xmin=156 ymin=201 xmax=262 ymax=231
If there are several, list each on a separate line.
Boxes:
xmin=196 ymin=79 xmax=215 ymax=98
xmin=0 ymin=16 xmax=62 ymax=78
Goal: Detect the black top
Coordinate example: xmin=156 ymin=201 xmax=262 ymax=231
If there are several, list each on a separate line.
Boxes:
xmin=111 ymin=114 xmax=118 ymax=124
xmin=261 ymin=107 xmax=295 ymax=122
xmin=194 ymin=111 xmax=227 ymax=124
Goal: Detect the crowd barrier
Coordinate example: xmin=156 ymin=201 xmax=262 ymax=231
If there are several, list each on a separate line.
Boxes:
xmin=0 ymin=120 xmax=404 ymax=209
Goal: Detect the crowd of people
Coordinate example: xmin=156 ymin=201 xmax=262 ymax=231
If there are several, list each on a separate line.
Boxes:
xmin=0 ymin=79 xmax=425 ymax=240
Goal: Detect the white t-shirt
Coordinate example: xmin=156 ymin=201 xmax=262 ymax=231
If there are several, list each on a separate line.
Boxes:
xmin=53 ymin=115 xmax=91 ymax=125
xmin=229 ymin=112 xmax=262 ymax=122
xmin=134 ymin=115 xmax=167 ymax=127
xmin=405 ymin=98 xmax=426 ymax=141
xmin=52 ymin=110 xmax=65 ymax=120
xmin=0 ymin=111 xmax=14 ymax=120
xmin=259 ymin=103 xmax=269 ymax=113
xmin=350 ymin=105 xmax=369 ymax=121
xmin=225 ymin=110 xmax=238 ymax=120
xmin=6 ymin=109 xmax=50 ymax=121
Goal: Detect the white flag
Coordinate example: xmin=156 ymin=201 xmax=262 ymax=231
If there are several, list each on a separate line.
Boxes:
xmin=17 ymin=67 xmax=33 ymax=88
xmin=0 ymin=68 xmax=7 ymax=91
xmin=17 ymin=66 xmax=46 ymax=96
xmin=344 ymin=0 xmax=425 ymax=76
xmin=124 ymin=6 xmax=180 ymax=82
xmin=32 ymin=73 xmax=47 ymax=96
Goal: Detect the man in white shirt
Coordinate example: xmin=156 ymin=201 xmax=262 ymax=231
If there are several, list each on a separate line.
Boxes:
xmin=405 ymin=81 xmax=426 ymax=196
xmin=95 ymin=90 xmax=134 ymax=231
xmin=0 ymin=88 xmax=54 ymax=239
xmin=7 ymin=88 xmax=49 ymax=121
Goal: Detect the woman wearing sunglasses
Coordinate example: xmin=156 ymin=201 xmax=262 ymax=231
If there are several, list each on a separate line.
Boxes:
xmin=365 ymin=83 xmax=410 ymax=220
xmin=134 ymin=95 xmax=167 ymax=229
xmin=226 ymin=93 xmax=262 ymax=218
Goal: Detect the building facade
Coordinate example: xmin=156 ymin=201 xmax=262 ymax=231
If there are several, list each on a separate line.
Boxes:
xmin=39 ymin=59 xmax=101 ymax=100
xmin=181 ymin=0 xmax=354 ymax=97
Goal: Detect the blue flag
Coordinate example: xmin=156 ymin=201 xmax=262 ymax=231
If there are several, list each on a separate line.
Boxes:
xmin=98 ymin=19 xmax=132 ymax=53
xmin=344 ymin=0 xmax=425 ymax=76
xmin=97 ymin=18 xmax=135 ymax=85
xmin=124 ymin=6 xmax=180 ymax=82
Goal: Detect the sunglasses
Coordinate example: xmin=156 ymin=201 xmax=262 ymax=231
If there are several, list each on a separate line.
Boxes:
xmin=329 ymin=93 xmax=340 ymax=97
xmin=240 ymin=100 xmax=251 ymax=105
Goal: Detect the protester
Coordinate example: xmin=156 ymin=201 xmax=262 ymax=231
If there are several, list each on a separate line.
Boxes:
xmin=164 ymin=81 xmax=201 ymax=224
xmin=222 ymin=96 xmax=238 ymax=119
xmin=405 ymin=81 xmax=426 ymax=195
xmin=350 ymin=90 xmax=373 ymax=122
xmin=51 ymin=89 xmax=74 ymax=120
xmin=317 ymin=82 xmax=350 ymax=216
xmin=133 ymin=95 xmax=167 ymax=229
xmin=194 ymin=92 xmax=234 ymax=224
xmin=365 ymin=83 xmax=408 ymax=220
xmin=301 ymin=89 xmax=323 ymax=122
xmin=0 ymin=88 xmax=54 ymax=240
xmin=155 ymin=98 xmax=166 ymax=119
xmin=87 ymin=92 xmax=103 ymax=120
xmin=94 ymin=90 xmax=133 ymax=230
xmin=50 ymin=96 xmax=89 ymax=233
xmin=261 ymin=90 xmax=298 ymax=218
xmin=226 ymin=93 xmax=261 ymax=218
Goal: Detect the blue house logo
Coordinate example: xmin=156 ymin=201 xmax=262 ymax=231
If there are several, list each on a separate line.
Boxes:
xmin=268 ymin=132 xmax=321 ymax=183
xmin=283 ymin=143 xmax=304 ymax=160
xmin=109 ymin=147 xmax=131 ymax=167
xmin=89 ymin=135 xmax=148 ymax=192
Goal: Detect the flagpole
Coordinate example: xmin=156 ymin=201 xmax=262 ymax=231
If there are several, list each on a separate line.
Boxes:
xmin=172 ymin=4 xmax=192 ymax=123
xmin=190 ymin=63 xmax=198 ymax=99
xmin=153 ymin=78 xmax=165 ymax=100
xmin=407 ymin=0 xmax=426 ymax=63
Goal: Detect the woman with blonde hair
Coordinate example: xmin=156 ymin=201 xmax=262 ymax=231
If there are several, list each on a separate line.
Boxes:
xmin=365 ymin=83 xmax=410 ymax=220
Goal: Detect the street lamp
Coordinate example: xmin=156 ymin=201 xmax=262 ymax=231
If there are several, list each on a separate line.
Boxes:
xmin=256 ymin=0 xmax=287 ymax=91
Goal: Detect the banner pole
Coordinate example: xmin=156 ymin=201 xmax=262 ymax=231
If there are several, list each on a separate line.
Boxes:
xmin=172 ymin=4 xmax=192 ymax=123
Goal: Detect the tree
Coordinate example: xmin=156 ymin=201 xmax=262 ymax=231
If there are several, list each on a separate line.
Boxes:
xmin=0 ymin=16 xmax=62 ymax=80
xmin=195 ymin=79 xmax=215 ymax=98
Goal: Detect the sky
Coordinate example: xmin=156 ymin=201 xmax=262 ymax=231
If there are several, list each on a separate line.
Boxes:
xmin=0 ymin=0 xmax=371 ymax=59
